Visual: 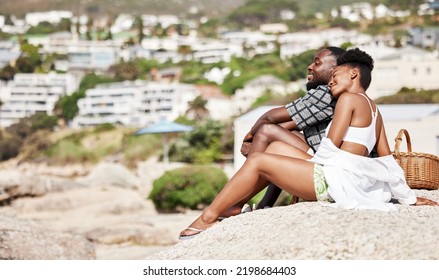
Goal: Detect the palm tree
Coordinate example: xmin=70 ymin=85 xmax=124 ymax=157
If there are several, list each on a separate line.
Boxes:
xmin=0 ymin=99 xmax=3 ymax=140
xmin=177 ymin=45 xmax=192 ymax=61
xmin=185 ymin=96 xmax=209 ymax=121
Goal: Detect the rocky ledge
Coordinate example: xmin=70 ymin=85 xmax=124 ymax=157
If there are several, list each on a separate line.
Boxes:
xmin=151 ymin=189 xmax=439 ymax=260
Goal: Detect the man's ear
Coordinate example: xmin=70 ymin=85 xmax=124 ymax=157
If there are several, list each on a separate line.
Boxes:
xmin=350 ymin=69 xmax=358 ymax=80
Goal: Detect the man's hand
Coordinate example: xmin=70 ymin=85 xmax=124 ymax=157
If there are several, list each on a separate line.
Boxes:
xmin=414 ymin=197 xmax=439 ymax=206
xmin=243 ymin=133 xmax=253 ymax=143
xmin=241 ymin=142 xmax=252 ymax=157
xmin=240 ymin=133 xmax=253 ymax=157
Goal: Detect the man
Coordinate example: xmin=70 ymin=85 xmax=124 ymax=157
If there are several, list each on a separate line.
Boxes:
xmin=222 ymin=46 xmax=346 ymax=217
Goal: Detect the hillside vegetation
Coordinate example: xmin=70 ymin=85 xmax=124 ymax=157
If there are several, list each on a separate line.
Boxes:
xmin=0 ymin=0 xmax=246 ymax=17
xmin=0 ymin=0 xmax=425 ymax=18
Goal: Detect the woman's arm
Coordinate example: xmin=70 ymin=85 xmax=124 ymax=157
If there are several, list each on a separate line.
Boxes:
xmin=375 ymin=113 xmax=392 ymax=156
xmin=326 ymin=94 xmax=354 ymax=148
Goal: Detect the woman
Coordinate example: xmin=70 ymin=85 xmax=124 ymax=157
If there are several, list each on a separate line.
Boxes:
xmin=179 ymin=48 xmax=438 ymax=240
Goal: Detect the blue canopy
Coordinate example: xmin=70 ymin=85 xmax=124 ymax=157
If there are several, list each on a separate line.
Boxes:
xmin=135 ymin=120 xmax=193 ymax=135
xmin=134 ymin=120 xmax=193 ymax=164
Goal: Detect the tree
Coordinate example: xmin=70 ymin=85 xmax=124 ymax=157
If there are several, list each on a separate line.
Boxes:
xmin=86 ymin=17 xmax=93 ymax=40
xmin=135 ymin=16 xmax=144 ymax=43
xmin=0 ymin=65 xmax=16 ymax=81
xmin=54 ymin=73 xmax=116 ymax=123
xmin=15 ymin=57 xmax=35 ymax=73
xmin=288 ymin=49 xmax=316 ymax=81
xmin=185 ymin=95 xmax=209 ymax=121
xmin=108 ymin=61 xmax=142 ymax=81
xmin=0 ymin=99 xmax=3 ymax=140
xmin=227 ymin=0 xmax=299 ymax=27
xmin=16 ymin=42 xmax=42 ymax=73
xmin=177 ymin=45 xmax=192 ymax=60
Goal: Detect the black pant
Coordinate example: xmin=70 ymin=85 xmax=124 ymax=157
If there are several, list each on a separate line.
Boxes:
xmin=256 ymin=183 xmax=282 ymax=209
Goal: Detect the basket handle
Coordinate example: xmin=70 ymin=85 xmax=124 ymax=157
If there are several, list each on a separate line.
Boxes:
xmin=394 ymin=129 xmax=412 ymax=158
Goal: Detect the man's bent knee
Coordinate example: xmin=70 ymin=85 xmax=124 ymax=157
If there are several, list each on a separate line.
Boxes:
xmin=256 ymin=123 xmax=279 ymax=141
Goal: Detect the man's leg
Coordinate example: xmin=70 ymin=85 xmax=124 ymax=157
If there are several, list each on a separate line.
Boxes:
xmin=255 ymin=183 xmax=282 ymax=209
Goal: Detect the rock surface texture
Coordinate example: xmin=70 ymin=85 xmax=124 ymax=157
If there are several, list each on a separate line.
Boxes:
xmin=151 ymin=189 xmax=439 ymax=260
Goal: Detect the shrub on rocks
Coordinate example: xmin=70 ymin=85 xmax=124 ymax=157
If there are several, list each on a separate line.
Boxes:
xmin=149 ymin=165 xmax=227 ymax=212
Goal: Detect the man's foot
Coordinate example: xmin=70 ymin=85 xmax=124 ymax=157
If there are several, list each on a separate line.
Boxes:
xmin=218 ymin=205 xmax=244 ymax=221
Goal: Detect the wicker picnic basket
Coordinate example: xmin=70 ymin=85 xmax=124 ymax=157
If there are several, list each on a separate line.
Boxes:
xmin=393 ymin=129 xmax=439 ymax=190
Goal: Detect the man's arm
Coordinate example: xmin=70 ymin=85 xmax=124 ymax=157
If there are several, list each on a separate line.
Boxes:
xmin=244 ymin=107 xmax=295 ymax=143
xmin=240 ymin=107 xmax=296 ymax=156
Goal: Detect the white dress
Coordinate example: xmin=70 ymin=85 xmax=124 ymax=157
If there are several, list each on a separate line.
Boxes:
xmin=309 ymin=137 xmax=416 ymax=211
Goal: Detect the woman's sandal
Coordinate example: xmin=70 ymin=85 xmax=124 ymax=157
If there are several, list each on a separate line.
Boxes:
xmin=178 ymin=227 xmax=205 ymax=240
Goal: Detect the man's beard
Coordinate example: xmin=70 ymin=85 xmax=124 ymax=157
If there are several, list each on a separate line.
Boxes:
xmin=306 ymin=80 xmax=327 ymax=91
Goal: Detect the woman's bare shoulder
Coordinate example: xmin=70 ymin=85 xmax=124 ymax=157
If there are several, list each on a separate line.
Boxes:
xmin=335 ymin=92 xmax=358 ymax=109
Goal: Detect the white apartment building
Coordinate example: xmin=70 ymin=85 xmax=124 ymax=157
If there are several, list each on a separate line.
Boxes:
xmin=30 ymin=34 xmax=122 ymax=72
xmin=111 ymin=14 xmax=135 ymax=33
xmin=259 ymin=23 xmax=289 ymax=34
xmin=25 ymin=11 xmax=73 ymax=27
xmin=279 ymin=28 xmax=372 ymax=59
xmin=359 ymin=45 xmax=439 ymax=99
xmin=330 ymin=3 xmax=409 ymax=22
xmin=139 ymin=36 xmax=241 ymax=64
xmin=0 ymin=73 xmax=81 ymax=127
xmin=220 ymin=31 xmax=277 ymax=56
xmin=74 ymin=80 xmax=199 ymax=127
xmin=65 ymin=40 xmax=120 ymax=72
xmin=191 ymin=39 xmax=239 ymax=64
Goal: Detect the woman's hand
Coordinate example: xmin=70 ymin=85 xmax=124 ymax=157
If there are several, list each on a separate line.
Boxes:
xmin=414 ymin=197 xmax=439 ymax=206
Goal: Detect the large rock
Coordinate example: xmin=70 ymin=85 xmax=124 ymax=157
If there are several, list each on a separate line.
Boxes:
xmin=151 ymin=189 xmax=439 ymax=260
xmin=0 ymin=170 xmax=86 ymax=203
xmin=0 ymin=215 xmax=95 ymax=260
xmin=9 ymin=186 xmax=174 ymax=246
xmin=77 ymin=162 xmax=141 ymax=190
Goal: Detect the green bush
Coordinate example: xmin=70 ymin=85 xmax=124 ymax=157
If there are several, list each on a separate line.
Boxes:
xmin=0 ymin=136 xmax=22 ymax=161
xmin=149 ymin=165 xmax=228 ymax=212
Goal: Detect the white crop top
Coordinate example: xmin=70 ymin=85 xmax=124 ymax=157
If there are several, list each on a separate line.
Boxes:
xmin=325 ymin=93 xmax=377 ymax=153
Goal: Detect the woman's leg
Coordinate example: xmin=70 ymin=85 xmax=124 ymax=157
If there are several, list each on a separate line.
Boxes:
xmin=223 ymin=131 xmax=311 ymax=217
xmin=180 ymin=148 xmax=315 ymax=237
xmin=222 ymin=139 xmax=312 ymax=216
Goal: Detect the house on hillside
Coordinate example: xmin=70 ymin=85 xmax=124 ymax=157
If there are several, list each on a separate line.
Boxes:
xmin=196 ymin=85 xmax=233 ymax=121
xmin=410 ymin=27 xmax=439 ymax=50
xmin=233 ymin=75 xmax=287 ymax=115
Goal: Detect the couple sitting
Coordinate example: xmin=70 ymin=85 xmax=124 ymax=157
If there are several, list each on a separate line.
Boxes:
xmin=179 ymin=47 xmax=438 ymax=240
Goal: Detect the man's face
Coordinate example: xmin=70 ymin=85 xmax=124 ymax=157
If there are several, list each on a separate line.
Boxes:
xmin=306 ymin=49 xmax=337 ymax=90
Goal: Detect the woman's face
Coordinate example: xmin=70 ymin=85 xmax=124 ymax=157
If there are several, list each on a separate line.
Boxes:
xmin=328 ymin=65 xmax=353 ymax=98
